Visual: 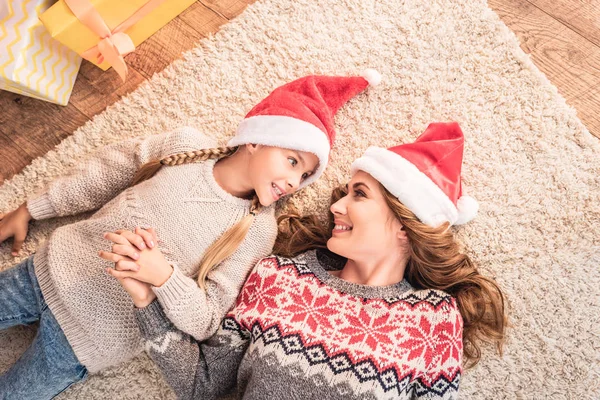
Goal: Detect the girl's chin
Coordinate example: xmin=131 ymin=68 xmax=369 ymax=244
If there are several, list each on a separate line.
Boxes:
xmin=256 ymin=193 xmax=274 ymax=207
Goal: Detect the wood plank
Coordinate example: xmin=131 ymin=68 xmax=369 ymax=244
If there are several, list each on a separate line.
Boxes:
xmin=198 ymin=0 xmax=251 ymax=20
xmin=488 ymin=0 xmax=600 ymax=139
xmin=125 ymin=14 xmax=204 ymax=79
xmin=529 ymin=0 xmax=600 ymax=48
xmin=525 ymin=23 xmax=600 ymax=102
xmin=68 ymin=60 xmax=146 ymax=119
xmin=0 ymin=90 xmax=89 ymax=184
xmin=488 ymin=0 xmax=566 ymax=52
xmin=178 ymin=2 xmax=228 ymax=39
xmin=567 ymin=83 xmax=600 ymax=139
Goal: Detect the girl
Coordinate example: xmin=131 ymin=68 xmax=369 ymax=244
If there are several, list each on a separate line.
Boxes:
xmin=0 ymin=70 xmax=382 ymax=399
xmin=111 ymin=122 xmax=507 ymax=399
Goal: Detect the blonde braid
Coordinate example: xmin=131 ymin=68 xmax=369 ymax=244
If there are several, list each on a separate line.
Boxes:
xmin=160 ymin=147 xmax=238 ymax=166
xmin=131 ymin=147 xmax=238 ymax=186
xmin=249 ymin=195 xmax=262 ymax=216
xmin=197 ymin=194 xmax=262 ymax=288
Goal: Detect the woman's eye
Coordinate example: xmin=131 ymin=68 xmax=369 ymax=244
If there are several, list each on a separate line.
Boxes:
xmin=301 ymin=172 xmax=310 ymax=181
xmin=354 ymin=190 xmax=366 ymax=198
xmin=288 ymin=157 xmax=298 ymax=167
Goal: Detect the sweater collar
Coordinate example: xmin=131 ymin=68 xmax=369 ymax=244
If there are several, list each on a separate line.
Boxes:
xmin=301 ymin=250 xmax=414 ymax=299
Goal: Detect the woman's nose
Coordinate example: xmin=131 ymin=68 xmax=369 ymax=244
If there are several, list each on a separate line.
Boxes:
xmin=330 ymin=198 xmax=346 ymax=215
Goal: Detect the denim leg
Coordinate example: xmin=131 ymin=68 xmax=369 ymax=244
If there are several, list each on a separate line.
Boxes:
xmin=0 ymin=257 xmax=41 ymax=330
xmin=0 ymin=309 xmax=88 ymax=400
xmin=0 ymin=257 xmax=88 ymax=399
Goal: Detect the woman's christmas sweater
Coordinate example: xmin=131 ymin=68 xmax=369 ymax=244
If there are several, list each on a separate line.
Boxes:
xmin=136 ymin=250 xmax=463 ymax=399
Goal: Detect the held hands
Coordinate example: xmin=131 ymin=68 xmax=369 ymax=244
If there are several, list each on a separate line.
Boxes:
xmin=0 ymin=203 xmax=32 ymax=256
xmin=100 ymin=227 xmax=173 ymax=308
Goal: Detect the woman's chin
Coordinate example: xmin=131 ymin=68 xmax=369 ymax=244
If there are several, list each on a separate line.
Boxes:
xmin=327 ymin=237 xmax=351 ymax=259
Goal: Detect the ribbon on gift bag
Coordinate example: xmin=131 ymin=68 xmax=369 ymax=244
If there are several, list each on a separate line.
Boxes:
xmin=64 ymin=0 xmax=166 ymax=81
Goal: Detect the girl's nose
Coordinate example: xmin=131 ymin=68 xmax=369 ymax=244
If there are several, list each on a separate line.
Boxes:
xmin=286 ymin=175 xmax=301 ymax=192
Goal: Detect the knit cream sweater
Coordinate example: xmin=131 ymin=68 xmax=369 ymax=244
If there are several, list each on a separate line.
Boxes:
xmin=26 ymin=127 xmax=278 ymax=373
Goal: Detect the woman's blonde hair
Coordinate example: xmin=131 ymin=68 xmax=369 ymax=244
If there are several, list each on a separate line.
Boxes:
xmin=131 ymin=147 xmax=262 ymax=288
xmin=274 ymin=185 xmax=507 ymax=368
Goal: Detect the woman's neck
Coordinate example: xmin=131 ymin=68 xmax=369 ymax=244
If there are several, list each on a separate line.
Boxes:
xmin=335 ymin=252 xmax=409 ymax=287
xmin=212 ymin=149 xmax=254 ymax=199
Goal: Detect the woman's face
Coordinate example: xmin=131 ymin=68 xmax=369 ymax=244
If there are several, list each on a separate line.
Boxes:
xmin=247 ymin=145 xmax=319 ymax=207
xmin=327 ymin=171 xmax=405 ymax=261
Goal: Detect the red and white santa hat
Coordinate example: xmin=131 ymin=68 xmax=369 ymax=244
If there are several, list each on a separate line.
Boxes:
xmin=351 ymin=122 xmax=479 ymax=227
xmin=228 ymin=69 xmax=382 ymax=188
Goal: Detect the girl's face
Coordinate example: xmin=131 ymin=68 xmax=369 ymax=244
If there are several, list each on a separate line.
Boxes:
xmin=247 ymin=145 xmax=319 ymax=207
xmin=327 ymin=171 xmax=405 ymax=261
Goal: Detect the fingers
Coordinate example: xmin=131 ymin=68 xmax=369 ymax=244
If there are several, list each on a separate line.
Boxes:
xmin=103 ymin=228 xmax=157 ymax=251
xmin=98 ymin=250 xmax=130 ymax=263
xmin=115 ymin=259 xmax=139 ymax=272
xmin=110 ymin=244 xmax=139 ymax=260
xmin=11 ymin=231 xmax=25 ymax=256
xmin=135 ymin=227 xmax=155 ymax=249
xmin=117 ymin=229 xmax=148 ymax=251
xmin=103 ymin=232 xmax=131 ymax=246
xmin=106 ymin=268 xmax=134 ymax=280
xmin=147 ymin=227 xmax=158 ymax=244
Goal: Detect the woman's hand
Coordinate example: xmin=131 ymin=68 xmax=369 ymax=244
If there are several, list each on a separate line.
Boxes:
xmin=114 ymin=275 xmax=156 ymax=309
xmin=99 ymin=227 xmax=174 ymax=287
xmin=0 ymin=203 xmax=32 ymax=256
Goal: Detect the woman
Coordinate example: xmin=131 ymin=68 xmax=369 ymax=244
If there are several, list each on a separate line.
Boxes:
xmin=113 ymin=122 xmax=507 ymax=399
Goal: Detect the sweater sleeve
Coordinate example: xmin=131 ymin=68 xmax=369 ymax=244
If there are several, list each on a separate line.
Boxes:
xmin=26 ymin=126 xmax=216 ymax=220
xmin=136 ymin=295 xmax=251 ymax=399
xmin=413 ymin=298 xmax=463 ymax=399
xmin=151 ymin=209 xmax=277 ymax=342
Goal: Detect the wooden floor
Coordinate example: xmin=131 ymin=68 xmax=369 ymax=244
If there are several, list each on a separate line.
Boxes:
xmin=1 ymin=0 xmax=599 ymax=184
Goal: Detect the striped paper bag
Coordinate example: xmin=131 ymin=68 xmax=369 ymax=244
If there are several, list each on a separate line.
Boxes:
xmin=0 ymin=0 xmax=82 ymax=105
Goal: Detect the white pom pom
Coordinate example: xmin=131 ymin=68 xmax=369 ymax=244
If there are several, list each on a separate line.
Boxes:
xmin=454 ymin=195 xmax=479 ymax=225
xmin=362 ymin=68 xmax=382 ymax=86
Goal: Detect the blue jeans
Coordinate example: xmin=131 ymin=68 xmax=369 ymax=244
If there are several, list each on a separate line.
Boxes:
xmin=0 ymin=256 xmax=88 ymax=399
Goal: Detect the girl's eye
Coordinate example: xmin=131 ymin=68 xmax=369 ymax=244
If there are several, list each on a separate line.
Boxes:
xmin=354 ymin=190 xmax=366 ymax=198
xmin=301 ymin=172 xmax=310 ymax=181
xmin=288 ymin=157 xmax=298 ymax=167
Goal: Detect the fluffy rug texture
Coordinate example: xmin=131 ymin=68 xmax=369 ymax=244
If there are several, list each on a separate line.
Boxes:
xmin=1 ymin=0 xmax=599 ymax=398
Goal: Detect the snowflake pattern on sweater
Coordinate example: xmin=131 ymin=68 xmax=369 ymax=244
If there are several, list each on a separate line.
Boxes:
xmin=137 ymin=250 xmax=463 ymax=399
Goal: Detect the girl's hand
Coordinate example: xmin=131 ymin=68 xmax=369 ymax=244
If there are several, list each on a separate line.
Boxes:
xmin=0 ymin=203 xmax=32 ymax=256
xmin=99 ymin=227 xmax=174 ymax=287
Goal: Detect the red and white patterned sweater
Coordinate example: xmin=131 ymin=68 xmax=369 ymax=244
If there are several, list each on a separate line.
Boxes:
xmin=137 ymin=250 xmax=464 ymax=399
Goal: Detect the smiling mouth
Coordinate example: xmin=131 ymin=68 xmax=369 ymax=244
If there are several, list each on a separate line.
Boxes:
xmin=333 ymin=224 xmax=352 ymax=232
xmin=271 ymin=183 xmax=285 ymax=200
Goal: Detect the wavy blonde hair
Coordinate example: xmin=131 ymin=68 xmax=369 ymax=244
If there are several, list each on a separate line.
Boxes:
xmin=275 ymin=185 xmax=507 ymax=368
xmin=132 ymin=147 xmax=262 ymax=288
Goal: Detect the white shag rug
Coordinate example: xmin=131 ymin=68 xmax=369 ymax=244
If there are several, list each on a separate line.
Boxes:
xmin=1 ymin=0 xmax=599 ymax=398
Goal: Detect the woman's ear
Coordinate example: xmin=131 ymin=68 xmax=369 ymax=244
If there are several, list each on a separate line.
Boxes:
xmin=397 ymin=226 xmax=409 ymax=248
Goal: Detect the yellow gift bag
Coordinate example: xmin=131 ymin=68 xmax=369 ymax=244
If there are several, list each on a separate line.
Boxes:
xmin=40 ymin=0 xmax=196 ymax=81
xmin=0 ymin=0 xmax=82 ymax=105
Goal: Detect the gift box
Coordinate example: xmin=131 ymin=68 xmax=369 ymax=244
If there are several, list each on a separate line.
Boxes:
xmin=0 ymin=0 xmax=82 ymax=105
xmin=39 ymin=0 xmax=196 ymax=80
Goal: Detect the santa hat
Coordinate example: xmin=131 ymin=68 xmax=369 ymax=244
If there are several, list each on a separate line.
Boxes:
xmin=350 ymin=122 xmax=479 ymax=227
xmin=227 ymin=69 xmax=382 ymax=188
